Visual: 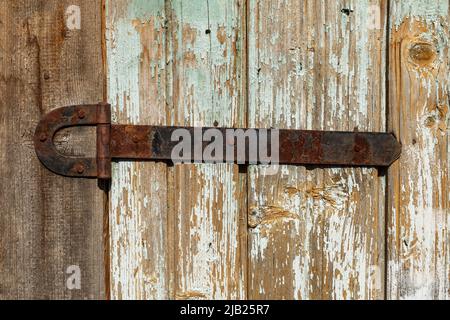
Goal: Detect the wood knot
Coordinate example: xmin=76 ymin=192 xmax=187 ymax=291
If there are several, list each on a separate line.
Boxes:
xmin=409 ymin=42 xmax=437 ymax=66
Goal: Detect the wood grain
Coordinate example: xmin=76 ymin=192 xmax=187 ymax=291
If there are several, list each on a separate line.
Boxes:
xmin=0 ymin=0 xmax=105 ymax=299
xmin=247 ymin=0 xmax=388 ymax=299
xmin=4 ymin=0 xmax=443 ymax=301
xmin=106 ymin=0 xmax=170 ymax=299
xmin=167 ymin=0 xmax=247 ymax=300
xmin=387 ymin=0 xmax=449 ymax=300
xmin=106 ymin=0 xmax=247 ymax=300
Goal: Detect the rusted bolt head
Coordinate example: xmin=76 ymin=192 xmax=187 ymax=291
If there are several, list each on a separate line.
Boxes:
xmin=132 ymin=135 xmax=139 ymax=143
xmin=77 ymin=109 xmax=86 ymax=119
xmin=354 ymin=145 xmax=362 ymax=153
xmin=39 ymin=133 xmax=48 ymax=142
xmin=75 ymin=163 xmax=85 ymax=174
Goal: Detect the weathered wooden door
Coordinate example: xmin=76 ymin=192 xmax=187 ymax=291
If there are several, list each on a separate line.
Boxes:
xmin=1 ymin=0 xmax=448 ymax=300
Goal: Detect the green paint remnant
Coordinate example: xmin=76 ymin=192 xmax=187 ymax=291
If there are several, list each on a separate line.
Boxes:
xmin=127 ymin=0 xmax=165 ymax=21
xmin=392 ymin=0 xmax=449 ymax=28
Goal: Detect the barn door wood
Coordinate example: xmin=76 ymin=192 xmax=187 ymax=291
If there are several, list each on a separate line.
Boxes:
xmin=105 ymin=0 xmax=390 ymax=300
xmin=1 ymin=0 xmax=448 ymax=300
xmin=106 ymin=0 xmax=247 ymax=299
xmin=387 ymin=1 xmax=449 ymax=300
xmin=247 ymin=0 xmax=388 ymax=300
xmin=0 ymin=0 xmax=106 ymax=299
xmin=105 ymin=0 xmax=448 ymax=300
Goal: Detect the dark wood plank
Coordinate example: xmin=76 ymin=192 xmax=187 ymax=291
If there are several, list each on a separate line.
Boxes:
xmin=0 ymin=0 xmax=105 ymax=299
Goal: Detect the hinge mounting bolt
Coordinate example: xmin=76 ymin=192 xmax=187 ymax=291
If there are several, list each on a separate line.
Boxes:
xmin=77 ymin=110 xmax=86 ymax=119
xmin=75 ymin=164 xmax=85 ymax=174
xmin=39 ymin=133 xmax=48 ymax=142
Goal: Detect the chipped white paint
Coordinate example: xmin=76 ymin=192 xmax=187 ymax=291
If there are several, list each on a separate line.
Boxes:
xmin=107 ymin=0 xmax=169 ymax=299
xmin=391 ymin=0 xmax=449 ymax=28
xmin=388 ymin=0 xmax=449 ymax=300
xmin=248 ymin=0 xmax=386 ymax=299
xmin=107 ymin=0 xmax=246 ymax=300
xmin=169 ymin=0 xmax=246 ymax=299
xmin=104 ymin=0 xmax=449 ymax=300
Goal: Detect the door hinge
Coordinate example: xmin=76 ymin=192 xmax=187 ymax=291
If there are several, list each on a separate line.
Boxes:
xmin=34 ymin=103 xmax=402 ymax=180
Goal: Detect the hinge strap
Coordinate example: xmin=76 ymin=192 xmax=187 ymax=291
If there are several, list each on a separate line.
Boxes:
xmin=34 ymin=104 xmax=402 ymax=180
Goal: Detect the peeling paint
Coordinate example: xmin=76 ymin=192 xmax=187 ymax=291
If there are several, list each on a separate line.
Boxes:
xmin=168 ymin=0 xmax=246 ymax=300
xmin=107 ymin=0 xmax=168 ymax=300
xmin=388 ymin=0 xmax=449 ymax=300
xmin=391 ymin=0 xmax=449 ymax=29
xmin=105 ymin=0 xmax=449 ymax=301
xmin=248 ymin=0 xmax=386 ymax=300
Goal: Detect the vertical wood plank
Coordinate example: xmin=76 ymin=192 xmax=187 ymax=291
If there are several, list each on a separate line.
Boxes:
xmin=167 ymin=0 xmax=247 ymax=300
xmin=107 ymin=0 xmax=247 ymax=300
xmin=388 ymin=0 xmax=449 ymax=300
xmin=248 ymin=0 xmax=388 ymax=299
xmin=0 ymin=0 xmax=105 ymax=299
xmin=106 ymin=0 xmax=170 ymax=299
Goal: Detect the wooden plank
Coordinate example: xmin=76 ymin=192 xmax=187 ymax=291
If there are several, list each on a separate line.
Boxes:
xmin=107 ymin=0 xmax=247 ymax=300
xmin=247 ymin=0 xmax=388 ymax=299
xmin=167 ymin=0 xmax=247 ymax=300
xmin=387 ymin=0 xmax=449 ymax=300
xmin=106 ymin=0 xmax=170 ymax=299
xmin=0 ymin=0 xmax=105 ymax=299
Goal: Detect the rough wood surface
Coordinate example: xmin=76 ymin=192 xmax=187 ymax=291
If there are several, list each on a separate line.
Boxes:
xmin=106 ymin=0 xmax=247 ymax=299
xmin=106 ymin=0 xmax=170 ymax=299
xmin=168 ymin=0 xmax=247 ymax=300
xmin=0 ymin=0 xmax=105 ymax=299
xmin=387 ymin=0 xmax=449 ymax=300
xmin=247 ymin=0 xmax=388 ymax=299
xmin=3 ymin=0 xmax=446 ymax=301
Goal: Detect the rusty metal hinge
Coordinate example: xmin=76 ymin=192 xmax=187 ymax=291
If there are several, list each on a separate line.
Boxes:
xmin=34 ymin=103 xmax=402 ymax=180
